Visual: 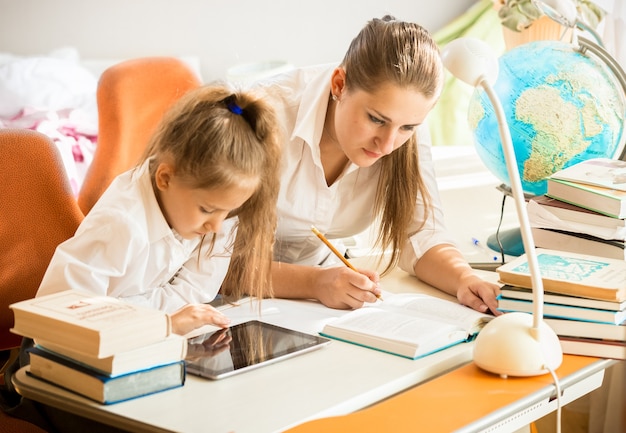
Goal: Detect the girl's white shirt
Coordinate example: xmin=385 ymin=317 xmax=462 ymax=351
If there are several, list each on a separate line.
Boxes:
xmin=37 ymin=160 xmax=236 ymax=313
xmin=256 ymin=64 xmax=457 ymax=273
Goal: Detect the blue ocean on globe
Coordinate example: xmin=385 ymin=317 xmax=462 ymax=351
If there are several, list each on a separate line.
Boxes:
xmin=469 ymin=40 xmax=625 ymax=196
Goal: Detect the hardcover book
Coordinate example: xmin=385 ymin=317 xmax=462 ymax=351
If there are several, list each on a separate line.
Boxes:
xmin=549 ymin=158 xmax=626 ymax=192
xmin=530 ymin=227 xmax=625 ymax=260
xmin=10 ymin=290 xmax=170 ymax=358
xmin=319 ymin=293 xmax=493 ymax=360
xmin=497 ymin=297 xmax=626 ymax=325
xmin=500 ymin=285 xmax=626 ymax=311
xmin=528 ymin=195 xmax=626 ymax=230
xmin=558 ymin=336 xmax=626 ymax=360
xmin=35 ymin=334 xmax=188 ymax=376
xmin=496 ymin=249 xmax=626 ymax=302
xmin=546 ymin=178 xmax=626 ymax=219
xmin=27 ymin=347 xmax=185 ymax=404
xmin=544 ymin=318 xmax=626 ymax=342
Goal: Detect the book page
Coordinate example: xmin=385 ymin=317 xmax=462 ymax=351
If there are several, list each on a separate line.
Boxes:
xmin=326 ymin=308 xmax=466 ymax=345
xmin=527 ymin=199 xmax=626 ymax=240
xmin=378 ymin=293 xmax=492 ymax=334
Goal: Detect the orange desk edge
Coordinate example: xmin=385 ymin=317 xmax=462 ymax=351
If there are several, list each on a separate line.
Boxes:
xmin=285 ymin=355 xmax=605 ymax=433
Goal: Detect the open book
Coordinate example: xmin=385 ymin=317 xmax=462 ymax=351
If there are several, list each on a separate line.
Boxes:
xmin=320 ymin=293 xmax=493 ymax=360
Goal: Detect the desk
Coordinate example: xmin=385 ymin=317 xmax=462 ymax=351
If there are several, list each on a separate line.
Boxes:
xmin=12 ymin=267 xmax=484 ymax=433
xmin=284 ymin=355 xmax=615 ymax=433
xmin=11 ymin=266 xmax=615 ymax=433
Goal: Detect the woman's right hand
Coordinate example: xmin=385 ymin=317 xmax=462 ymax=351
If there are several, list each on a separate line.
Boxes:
xmin=312 ymin=266 xmax=381 ymax=310
xmin=168 ymin=303 xmax=231 ymax=335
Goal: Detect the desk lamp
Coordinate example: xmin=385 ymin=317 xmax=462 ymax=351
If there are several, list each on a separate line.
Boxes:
xmin=441 ymin=38 xmax=563 ymax=377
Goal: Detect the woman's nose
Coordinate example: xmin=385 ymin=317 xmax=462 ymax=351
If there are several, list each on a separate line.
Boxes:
xmin=377 ymin=129 xmax=397 ymax=155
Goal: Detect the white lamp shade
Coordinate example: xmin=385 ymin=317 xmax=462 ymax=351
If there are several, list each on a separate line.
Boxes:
xmin=440 ymin=38 xmax=499 ymax=88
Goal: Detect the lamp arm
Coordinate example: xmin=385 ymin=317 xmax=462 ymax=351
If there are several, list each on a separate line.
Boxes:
xmin=479 ymin=79 xmax=545 ymax=333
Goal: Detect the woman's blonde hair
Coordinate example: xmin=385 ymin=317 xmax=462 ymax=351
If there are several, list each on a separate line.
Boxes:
xmin=341 ymin=15 xmax=443 ymax=274
xmin=140 ymin=84 xmax=281 ymax=301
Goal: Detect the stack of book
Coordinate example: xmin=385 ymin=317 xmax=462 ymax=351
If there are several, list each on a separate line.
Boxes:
xmin=496 ymin=249 xmax=626 ymax=360
xmin=528 ymin=158 xmax=626 ymax=260
xmin=10 ymin=290 xmax=187 ymax=404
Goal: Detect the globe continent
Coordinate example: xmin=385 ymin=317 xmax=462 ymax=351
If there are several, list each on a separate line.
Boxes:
xmin=469 ymin=40 xmax=625 ymax=196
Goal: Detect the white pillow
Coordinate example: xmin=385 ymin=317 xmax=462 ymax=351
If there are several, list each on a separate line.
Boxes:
xmin=0 ymin=56 xmax=97 ymax=118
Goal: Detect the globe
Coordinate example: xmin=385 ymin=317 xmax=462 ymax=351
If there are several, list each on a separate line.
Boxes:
xmin=469 ymin=40 xmax=625 ymax=196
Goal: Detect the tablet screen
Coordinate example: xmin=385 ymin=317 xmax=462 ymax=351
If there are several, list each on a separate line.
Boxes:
xmin=185 ymin=320 xmax=331 ymax=379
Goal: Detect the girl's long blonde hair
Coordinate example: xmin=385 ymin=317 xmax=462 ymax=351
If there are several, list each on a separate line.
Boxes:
xmin=141 ymin=84 xmax=281 ymax=301
xmin=341 ymin=15 xmax=443 ymax=274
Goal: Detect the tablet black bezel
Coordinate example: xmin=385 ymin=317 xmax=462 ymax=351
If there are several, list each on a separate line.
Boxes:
xmin=185 ymin=320 xmax=330 ymax=380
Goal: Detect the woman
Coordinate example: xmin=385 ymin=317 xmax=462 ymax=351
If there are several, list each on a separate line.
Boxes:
xmin=257 ymin=15 xmax=501 ymax=314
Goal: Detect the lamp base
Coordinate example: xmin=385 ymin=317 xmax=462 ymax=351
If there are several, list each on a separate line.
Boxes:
xmin=487 ymin=227 xmax=525 ymax=257
xmin=473 ymin=312 xmax=563 ymax=378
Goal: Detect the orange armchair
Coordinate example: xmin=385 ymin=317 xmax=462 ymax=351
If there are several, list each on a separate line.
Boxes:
xmin=0 ymin=128 xmax=82 ymax=433
xmin=77 ymin=57 xmax=202 ymax=214
xmin=0 ymin=129 xmax=84 ymax=352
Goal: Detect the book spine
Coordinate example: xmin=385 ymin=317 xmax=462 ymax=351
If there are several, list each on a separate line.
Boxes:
xmin=559 ymin=338 xmax=626 ymax=360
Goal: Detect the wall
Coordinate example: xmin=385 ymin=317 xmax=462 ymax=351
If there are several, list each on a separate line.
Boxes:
xmin=0 ymin=0 xmax=476 ymax=81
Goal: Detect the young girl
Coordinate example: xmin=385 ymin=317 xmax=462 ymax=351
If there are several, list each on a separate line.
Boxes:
xmin=36 ymin=84 xmax=281 ymax=336
xmin=256 ymin=16 xmax=502 ymax=314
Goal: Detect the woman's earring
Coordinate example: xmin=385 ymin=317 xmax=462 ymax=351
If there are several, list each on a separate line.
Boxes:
xmin=331 ymin=94 xmax=338 ymax=102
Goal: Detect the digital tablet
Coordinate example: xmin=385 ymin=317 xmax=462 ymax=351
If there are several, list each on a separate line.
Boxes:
xmin=185 ymin=320 xmax=331 ymax=380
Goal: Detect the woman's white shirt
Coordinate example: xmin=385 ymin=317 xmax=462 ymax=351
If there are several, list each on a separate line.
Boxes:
xmin=257 ymin=64 xmax=457 ymax=273
xmin=37 ymin=160 xmax=236 ymax=313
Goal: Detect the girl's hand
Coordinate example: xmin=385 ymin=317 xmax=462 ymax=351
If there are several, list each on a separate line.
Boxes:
xmin=313 ymin=266 xmax=381 ymax=309
xmin=169 ymin=303 xmax=231 ymax=335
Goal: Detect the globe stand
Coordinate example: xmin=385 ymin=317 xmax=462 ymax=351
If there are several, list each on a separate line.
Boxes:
xmin=485 ymin=183 xmax=536 ymax=257
xmin=575 ymin=37 xmax=626 ymax=160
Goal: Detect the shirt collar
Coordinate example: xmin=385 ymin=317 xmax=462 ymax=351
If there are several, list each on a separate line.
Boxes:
xmin=293 ymin=64 xmax=366 ymax=178
xmin=291 ymin=64 xmax=336 ymax=155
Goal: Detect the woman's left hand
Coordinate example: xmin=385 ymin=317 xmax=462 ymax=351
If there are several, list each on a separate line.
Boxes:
xmin=455 ymin=274 xmax=502 ymax=315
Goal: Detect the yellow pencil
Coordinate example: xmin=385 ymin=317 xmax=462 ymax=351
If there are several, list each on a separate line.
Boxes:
xmin=311 ymin=226 xmax=382 ymax=300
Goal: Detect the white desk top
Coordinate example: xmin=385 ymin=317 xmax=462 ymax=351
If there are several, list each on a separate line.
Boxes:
xmin=13 ymin=265 xmax=495 ymax=433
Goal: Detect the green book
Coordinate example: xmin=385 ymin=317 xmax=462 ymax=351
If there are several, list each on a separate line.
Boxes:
xmin=546 ymin=178 xmax=626 ymax=219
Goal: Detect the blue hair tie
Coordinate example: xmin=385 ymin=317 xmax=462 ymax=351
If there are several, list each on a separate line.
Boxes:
xmin=227 ymin=100 xmax=243 ymax=115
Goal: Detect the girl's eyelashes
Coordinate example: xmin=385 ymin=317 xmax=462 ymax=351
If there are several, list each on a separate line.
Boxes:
xmin=200 ymin=206 xmax=216 ymax=215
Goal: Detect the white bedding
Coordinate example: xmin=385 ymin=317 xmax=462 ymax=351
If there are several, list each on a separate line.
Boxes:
xmin=0 ymin=47 xmax=202 ymax=196
xmin=0 ymin=47 xmax=98 ymax=195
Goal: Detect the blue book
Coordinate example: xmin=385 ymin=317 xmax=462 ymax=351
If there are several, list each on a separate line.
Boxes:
xmin=27 ymin=346 xmax=185 ymax=404
xmin=497 ymin=296 xmax=626 ymax=325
